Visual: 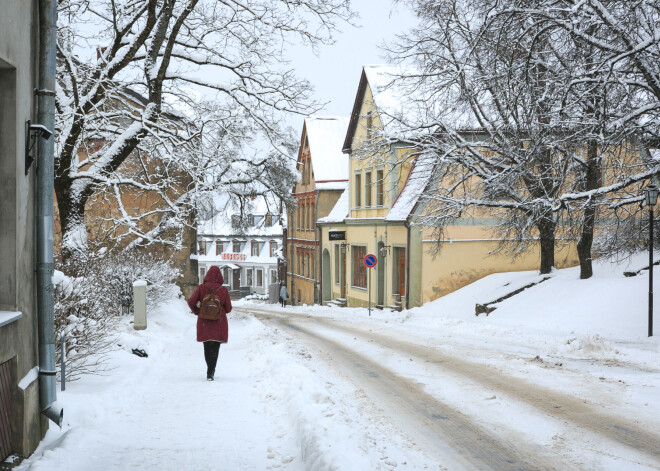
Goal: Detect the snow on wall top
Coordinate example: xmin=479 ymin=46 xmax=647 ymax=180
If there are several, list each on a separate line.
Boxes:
xmin=386 ymin=154 xmax=435 ymax=222
xmin=305 ymin=116 xmax=350 ymax=182
xmin=318 ymin=188 xmax=349 ymax=224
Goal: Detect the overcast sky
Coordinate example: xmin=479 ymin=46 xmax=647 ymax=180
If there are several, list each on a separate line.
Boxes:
xmin=285 ymin=0 xmax=418 ymax=131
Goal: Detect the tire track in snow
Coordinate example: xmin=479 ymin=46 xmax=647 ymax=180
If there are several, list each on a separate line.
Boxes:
xmin=254 ymin=311 xmax=569 ymax=471
xmin=240 ymin=306 xmax=660 ymax=467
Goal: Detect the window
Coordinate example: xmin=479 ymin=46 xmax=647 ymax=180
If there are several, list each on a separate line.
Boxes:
xmin=247 ymin=269 xmax=253 ymax=286
xmin=365 ymin=171 xmax=372 ymax=207
xmin=376 ymin=169 xmax=384 ymax=206
xmin=270 ymin=241 xmax=278 ymax=257
xmin=199 ymin=267 xmax=206 ymax=278
xmin=265 ymin=214 xmax=273 ymax=227
xmin=251 ymin=241 xmax=260 ymax=256
xmin=233 ymin=240 xmax=241 ymax=253
xmin=222 ymin=267 xmax=229 ymax=282
xmin=198 ymin=240 xmax=209 ymax=255
xmin=302 ymin=254 xmax=306 ymax=277
xmin=308 ymin=203 xmax=313 ymax=229
xmin=355 ymin=173 xmax=362 ymax=207
xmin=366 ymin=111 xmax=373 ymax=140
xmin=0 ymin=67 xmax=16 ymax=307
xmin=215 ymin=241 xmax=224 ymax=256
xmin=231 ymin=215 xmax=240 ymax=229
xmin=270 ymin=269 xmax=277 ymax=284
xmin=334 ymin=245 xmax=340 ymax=284
xmin=256 ymin=269 xmax=263 ymax=287
xmin=352 ymin=245 xmax=367 ymax=288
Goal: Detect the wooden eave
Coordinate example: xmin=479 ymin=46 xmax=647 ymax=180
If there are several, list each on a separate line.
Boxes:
xmin=342 ymin=68 xmax=369 ymax=155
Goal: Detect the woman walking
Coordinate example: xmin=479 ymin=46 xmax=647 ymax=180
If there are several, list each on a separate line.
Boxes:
xmin=279 ymin=283 xmax=288 ymax=308
xmin=188 ymin=266 xmax=232 ymax=381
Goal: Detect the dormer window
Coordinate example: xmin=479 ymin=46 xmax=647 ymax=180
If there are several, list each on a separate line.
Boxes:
xmin=265 ymin=214 xmax=273 ymax=227
xmin=251 ymin=241 xmax=260 ymax=256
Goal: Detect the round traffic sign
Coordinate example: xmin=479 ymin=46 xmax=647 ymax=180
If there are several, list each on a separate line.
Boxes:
xmin=363 ymin=253 xmax=377 ymax=268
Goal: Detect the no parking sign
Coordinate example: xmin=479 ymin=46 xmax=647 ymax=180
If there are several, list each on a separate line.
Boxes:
xmin=363 ymin=253 xmax=377 ymax=268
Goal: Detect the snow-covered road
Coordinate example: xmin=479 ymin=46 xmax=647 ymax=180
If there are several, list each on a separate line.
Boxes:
xmin=14 ymin=258 xmax=660 ymax=470
xmin=245 ymin=306 xmax=660 ymax=470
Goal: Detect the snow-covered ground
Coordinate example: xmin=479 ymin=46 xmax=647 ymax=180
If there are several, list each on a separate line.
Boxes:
xmin=15 ymin=254 xmax=660 ymax=470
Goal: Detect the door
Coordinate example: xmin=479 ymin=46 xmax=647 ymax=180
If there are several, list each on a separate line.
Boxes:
xmin=340 ymin=246 xmax=347 ymax=298
xmin=377 ymin=242 xmax=385 ymax=307
xmin=232 ymin=269 xmax=241 ymax=290
xmin=322 ymin=249 xmax=331 ymax=302
xmin=394 ymin=247 xmax=406 ymax=297
xmin=0 ymin=360 xmax=12 ymax=461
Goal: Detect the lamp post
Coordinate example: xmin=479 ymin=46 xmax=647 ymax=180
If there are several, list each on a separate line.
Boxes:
xmin=644 ymin=184 xmax=659 ymax=337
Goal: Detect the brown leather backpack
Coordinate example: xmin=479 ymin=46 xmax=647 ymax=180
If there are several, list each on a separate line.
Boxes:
xmin=199 ymin=286 xmax=224 ymax=321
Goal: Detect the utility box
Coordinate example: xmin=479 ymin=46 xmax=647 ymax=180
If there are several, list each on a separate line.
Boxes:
xmin=133 ymin=280 xmax=147 ymax=330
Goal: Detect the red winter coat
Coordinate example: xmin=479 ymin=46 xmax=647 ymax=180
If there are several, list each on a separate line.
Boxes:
xmin=188 ymin=266 xmax=232 ymax=343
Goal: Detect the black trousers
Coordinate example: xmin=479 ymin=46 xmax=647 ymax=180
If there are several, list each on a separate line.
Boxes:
xmin=203 ymin=341 xmax=221 ymax=375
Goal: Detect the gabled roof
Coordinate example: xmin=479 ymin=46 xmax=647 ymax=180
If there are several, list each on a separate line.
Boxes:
xmin=342 ymin=65 xmax=417 ymax=154
xmin=385 ymin=153 xmax=436 ymax=222
xmin=303 ymin=116 xmax=350 ymax=183
xmin=317 ymin=188 xmax=349 ymax=224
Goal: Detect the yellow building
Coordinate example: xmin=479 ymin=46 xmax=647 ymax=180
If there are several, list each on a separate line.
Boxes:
xmin=319 ymin=66 xmax=579 ymax=309
xmin=287 ymin=116 xmax=349 ymax=305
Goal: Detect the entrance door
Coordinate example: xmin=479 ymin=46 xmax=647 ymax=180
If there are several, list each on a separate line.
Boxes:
xmin=232 ymin=269 xmax=241 ymax=290
xmin=340 ymin=246 xmax=347 ymax=298
xmin=322 ymin=249 xmax=331 ymax=303
xmin=377 ymin=242 xmax=385 ymax=307
xmin=0 ymin=360 xmax=12 ymax=461
xmin=394 ymin=247 xmax=406 ymax=297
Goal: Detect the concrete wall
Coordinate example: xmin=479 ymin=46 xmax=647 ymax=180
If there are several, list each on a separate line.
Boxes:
xmin=0 ymin=0 xmax=48 ymax=459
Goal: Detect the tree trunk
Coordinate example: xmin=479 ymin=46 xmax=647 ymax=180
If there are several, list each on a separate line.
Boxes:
xmin=55 ymin=174 xmax=91 ymax=267
xmin=538 ymin=216 xmax=556 ymax=274
xmin=576 ymin=139 xmax=600 ymax=279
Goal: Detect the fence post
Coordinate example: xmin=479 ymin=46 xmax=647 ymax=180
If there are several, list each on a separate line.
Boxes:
xmin=133 ymin=280 xmax=147 ymax=330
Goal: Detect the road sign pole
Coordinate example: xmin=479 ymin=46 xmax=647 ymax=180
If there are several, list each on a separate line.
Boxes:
xmin=363 ymin=253 xmax=377 ymax=317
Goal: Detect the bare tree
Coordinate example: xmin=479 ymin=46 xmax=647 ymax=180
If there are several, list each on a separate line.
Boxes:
xmin=55 ymin=0 xmax=354 ymax=262
xmin=381 ymin=0 xmax=660 ymax=276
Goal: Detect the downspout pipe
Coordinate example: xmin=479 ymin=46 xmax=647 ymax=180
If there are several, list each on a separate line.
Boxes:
xmin=37 ymin=0 xmax=63 ymax=426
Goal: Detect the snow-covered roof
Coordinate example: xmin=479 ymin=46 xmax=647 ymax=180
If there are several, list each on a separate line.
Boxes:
xmin=304 ymin=116 xmax=350 ymax=183
xmin=198 ymin=194 xmax=284 ymax=237
xmin=386 ymin=154 xmax=435 ymax=222
xmin=315 ymin=181 xmax=348 ymax=192
xmin=318 ymin=188 xmax=349 ymax=224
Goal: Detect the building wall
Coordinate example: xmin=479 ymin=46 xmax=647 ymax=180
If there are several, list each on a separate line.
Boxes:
xmin=320 ymin=222 xmax=408 ymax=308
xmin=0 ymin=0 xmax=48 ymax=459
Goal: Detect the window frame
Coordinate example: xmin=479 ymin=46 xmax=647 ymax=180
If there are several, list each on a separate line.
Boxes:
xmin=251 ymin=241 xmax=260 ymax=257
xmin=376 ymin=169 xmax=384 ymax=206
xmin=355 ymin=172 xmax=362 ymax=208
xmin=365 ymin=170 xmax=372 ymax=207
xmin=351 ymin=245 xmax=367 ymax=289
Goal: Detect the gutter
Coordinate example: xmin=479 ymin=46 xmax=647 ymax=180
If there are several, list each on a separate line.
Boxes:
xmin=37 ymin=0 xmax=63 ymax=426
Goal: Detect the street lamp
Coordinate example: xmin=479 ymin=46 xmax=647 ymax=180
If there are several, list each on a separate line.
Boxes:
xmin=644 ymin=184 xmax=659 ymax=337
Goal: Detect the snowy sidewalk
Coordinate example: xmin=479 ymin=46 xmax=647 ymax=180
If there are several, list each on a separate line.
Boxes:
xmin=18 ymin=300 xmax=298 ymax=471
xmin=17 ymin=299 xmax=432 ymax=471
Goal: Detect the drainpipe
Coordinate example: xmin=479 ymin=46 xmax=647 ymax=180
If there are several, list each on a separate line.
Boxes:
xmin=37 ymin=0 xmax=63 ymax=426
xmin=314 ymin=190 xmax=319 ymax=304
xmin=405 ymin=221 xmax=411 ymax=311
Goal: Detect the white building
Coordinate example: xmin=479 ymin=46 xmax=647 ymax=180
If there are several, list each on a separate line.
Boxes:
xmin=197 ymin=197 xmax=284 ymax=297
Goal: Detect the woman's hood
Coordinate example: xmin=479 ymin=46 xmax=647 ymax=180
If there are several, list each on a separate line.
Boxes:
xmin=204 ymin=266 xmax=224 ymax=285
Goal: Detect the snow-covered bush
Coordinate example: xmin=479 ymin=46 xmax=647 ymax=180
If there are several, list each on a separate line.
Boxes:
xmin=54 ymin=250 xmax=181 ymax=380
